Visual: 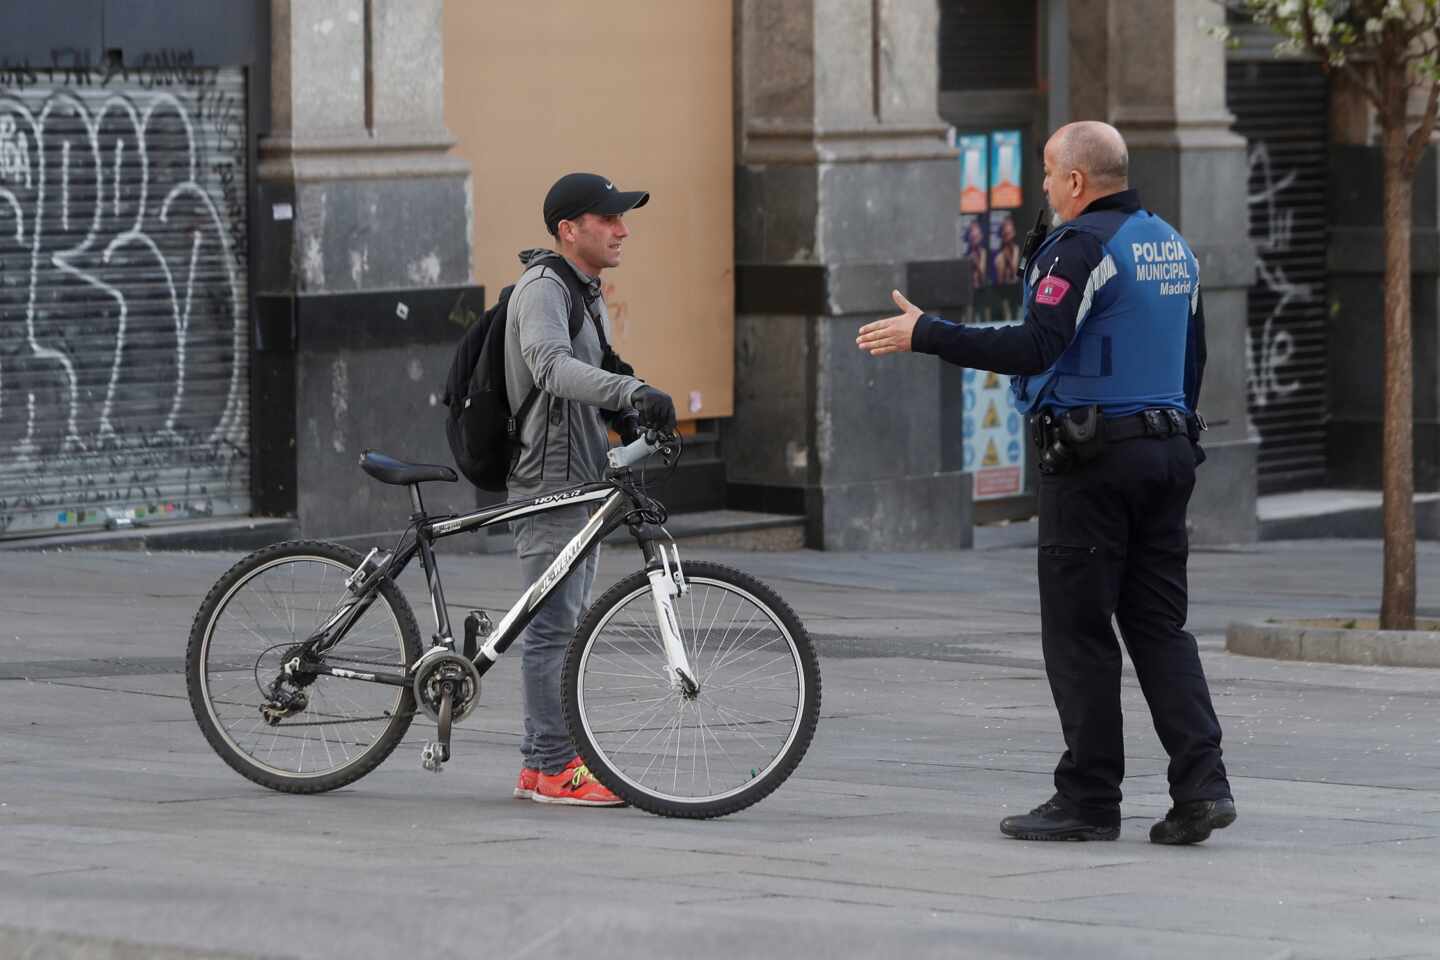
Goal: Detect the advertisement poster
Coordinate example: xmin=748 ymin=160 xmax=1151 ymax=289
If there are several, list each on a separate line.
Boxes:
xmin=960 ymin=213 xmax=989 ymax=293
xmin=988 ymin=211 xmax=1021 ymax=287
xmin=958 ymin=135 xmax=988 ymax=214
xmin=989 ymin=130 xmax=1023 ymax=209
xmin=962 ymin=363 xmax=1025 ymax=500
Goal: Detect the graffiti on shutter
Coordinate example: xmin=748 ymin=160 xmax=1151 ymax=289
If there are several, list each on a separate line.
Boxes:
xmin=1227 ymin=58 xmax=1330 ymax=493
xmin=0 ymin=58 xmax=250 ymax=536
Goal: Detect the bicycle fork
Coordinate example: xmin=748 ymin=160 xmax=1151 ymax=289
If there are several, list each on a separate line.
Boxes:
xmin=646 ymin=542 xmax=698 ymax=696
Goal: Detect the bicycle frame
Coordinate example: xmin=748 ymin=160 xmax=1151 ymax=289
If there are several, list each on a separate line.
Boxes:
xmin=295 ymin=474 xmax=694 ymax=691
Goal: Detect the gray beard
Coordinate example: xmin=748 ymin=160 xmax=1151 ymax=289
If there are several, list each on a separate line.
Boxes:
xmin=1050 ymin=208 xmax=1064 ymax=229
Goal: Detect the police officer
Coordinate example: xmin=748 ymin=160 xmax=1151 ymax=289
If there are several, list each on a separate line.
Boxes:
xmin=856 ymin=121 xmax=1235 ymax=845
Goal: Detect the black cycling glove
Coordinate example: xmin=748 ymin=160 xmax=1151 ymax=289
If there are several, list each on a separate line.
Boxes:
xmin=613 ymin=409 xmax=644 ymax=444
xmin=631 ymin=385 xmax=677 ymax=434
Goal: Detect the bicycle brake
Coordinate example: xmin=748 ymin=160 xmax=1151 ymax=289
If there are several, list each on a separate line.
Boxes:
xmin=657 ymin=542 xmax=688 ymax=598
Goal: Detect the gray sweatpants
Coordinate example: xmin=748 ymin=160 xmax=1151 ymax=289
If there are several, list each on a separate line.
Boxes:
xmin=511 ymin=505 xmax=600 ymax=775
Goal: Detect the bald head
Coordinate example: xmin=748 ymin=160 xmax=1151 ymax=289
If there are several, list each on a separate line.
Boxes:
xmin=1052 ymin=121 xmax=1128 ymax=189
xmin=1043 ymin=121 xmax=1129 ymax=224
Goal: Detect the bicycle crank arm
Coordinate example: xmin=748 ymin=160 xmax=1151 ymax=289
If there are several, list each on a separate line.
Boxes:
xmin=421 ymin=682 xmax=454 ymax=772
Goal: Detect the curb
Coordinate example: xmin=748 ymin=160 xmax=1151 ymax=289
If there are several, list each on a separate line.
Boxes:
xmin=0 ymin=517 xmax=299 ymax=553
xmin=1226 ymin=619 xmax=1440 ymax=668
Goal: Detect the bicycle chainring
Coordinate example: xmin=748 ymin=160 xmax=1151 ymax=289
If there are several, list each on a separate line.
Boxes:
xmin=412 ymin=652 xmax=482 ymax=724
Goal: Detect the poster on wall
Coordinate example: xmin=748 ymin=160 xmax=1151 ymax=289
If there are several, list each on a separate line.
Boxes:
xmin=989 ymin=130 xmax=1023 ymax=209
xmin=958 ymin=134 xmax=988 ymax=214
xmin=988 ymin=210 xmax=1021 ymax=286
xmin=961 ymin=364 xmax=1026 ymax=500
xmin=984 ymin=211 xmax=1023 ymax=322
xmin=960 ymin=213 xmax=989 ymax=293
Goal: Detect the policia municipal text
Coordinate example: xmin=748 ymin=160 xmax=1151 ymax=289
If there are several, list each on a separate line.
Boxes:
xmin=857 ymin=121 xmax=1236 ymax=845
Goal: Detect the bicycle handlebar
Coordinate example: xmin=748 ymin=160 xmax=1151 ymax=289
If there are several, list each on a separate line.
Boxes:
xmin=607 ymin=433 xmax=670 ymax=471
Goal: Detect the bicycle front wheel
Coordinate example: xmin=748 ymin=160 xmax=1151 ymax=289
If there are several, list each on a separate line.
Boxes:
xmin=186 ymin=539 xmax=422 ymax=793
xmin=564 ymin=561 xmax=820 ymax=818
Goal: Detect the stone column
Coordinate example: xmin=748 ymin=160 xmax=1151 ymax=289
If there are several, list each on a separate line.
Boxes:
xmin=1099 ymin=0 xmax=1260 ymax=543
xmin=729 ymin=0 xmax=974 ymax=550
xmin=259 ymin=0 xmax=469 ymax=291
xmin=254 ymin=0 xmax=475 ymax=538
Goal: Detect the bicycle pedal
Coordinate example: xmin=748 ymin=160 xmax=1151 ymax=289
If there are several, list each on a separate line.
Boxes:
xmin=420 ymin=741 xmax=447 ymax=773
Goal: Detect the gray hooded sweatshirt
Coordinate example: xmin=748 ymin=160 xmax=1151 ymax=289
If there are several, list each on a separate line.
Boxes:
xmin=503 ymin=249 xmax=644 ymax=497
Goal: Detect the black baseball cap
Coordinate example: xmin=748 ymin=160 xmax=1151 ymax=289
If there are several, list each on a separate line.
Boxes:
xmin=544 ymin=173 xmax=650 ymax=235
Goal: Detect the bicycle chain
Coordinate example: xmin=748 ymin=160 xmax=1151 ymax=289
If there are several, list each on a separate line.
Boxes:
xmin=259 ymin=653 xmax=416 ymax=726
xmin=268 ymin=711 xmax=416 ymax=727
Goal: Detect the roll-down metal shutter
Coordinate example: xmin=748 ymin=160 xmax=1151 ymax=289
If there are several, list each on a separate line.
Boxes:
xmin=939 ymin=0 xmax=1038 ymax=92
xmin=1225 ymin=57 xmax=1331 ymax=493
xmin=0 ymin=68 xmax=251 ymax=537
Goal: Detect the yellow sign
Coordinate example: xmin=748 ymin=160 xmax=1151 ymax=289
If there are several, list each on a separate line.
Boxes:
xmin=982 ymin=438 xmax=1001 ymax=466
xmin=982 ymin=400 xmax=1001 ymax=429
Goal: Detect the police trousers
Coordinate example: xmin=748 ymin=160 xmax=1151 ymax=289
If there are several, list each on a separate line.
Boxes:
xmin=1037 ymin=432 xmax=1230 ymax=818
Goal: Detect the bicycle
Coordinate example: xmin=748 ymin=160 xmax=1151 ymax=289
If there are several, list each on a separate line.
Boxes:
xmin=185 ymin=433 xmax=821 ymax=818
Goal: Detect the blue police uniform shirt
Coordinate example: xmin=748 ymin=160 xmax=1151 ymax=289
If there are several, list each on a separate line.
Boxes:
xmin=911 ymin=189 xmax=1207 ymax=420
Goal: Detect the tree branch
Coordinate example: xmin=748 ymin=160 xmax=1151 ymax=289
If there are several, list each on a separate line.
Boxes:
xmin=1346 ymin=59 xmax=1389 ymax=113
xmin=1404 ymin=76 xmax=1440 ymax=174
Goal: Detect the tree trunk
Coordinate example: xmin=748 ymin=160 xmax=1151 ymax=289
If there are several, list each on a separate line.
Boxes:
xmin=1380 ymin=118 xmax=1417 ymax=631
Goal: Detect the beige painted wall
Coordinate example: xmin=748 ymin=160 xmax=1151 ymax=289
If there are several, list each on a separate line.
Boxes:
xmin=443 ymin=0 xmax=735 ymax=420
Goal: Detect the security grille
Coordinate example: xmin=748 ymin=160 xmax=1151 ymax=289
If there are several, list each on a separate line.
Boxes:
xmin=939 ymin=0 xmax=1038 ymax=92
xmin=0 ymin=67 xmax=251 ymax=537
xmin=1226 ymin=57 xmax=1331 ymax=492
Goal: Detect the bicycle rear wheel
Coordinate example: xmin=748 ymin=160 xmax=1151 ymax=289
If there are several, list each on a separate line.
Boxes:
xmin=186 ymin=539 xmax=422 ymax=793
xmin=564 ymin=561 xmax=820 ymax=818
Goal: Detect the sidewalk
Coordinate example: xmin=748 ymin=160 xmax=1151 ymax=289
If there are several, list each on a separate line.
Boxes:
xmin=1 ymin=533 xmax=1438 ymax=959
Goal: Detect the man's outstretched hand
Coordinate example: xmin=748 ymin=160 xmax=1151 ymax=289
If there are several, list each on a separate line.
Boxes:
xmin=856 ymin=290 xmax=923 ymax=356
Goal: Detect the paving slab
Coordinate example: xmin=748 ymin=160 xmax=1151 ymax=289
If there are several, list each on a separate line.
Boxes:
xmin=0 ymin=538 xmax=1438 ymax=959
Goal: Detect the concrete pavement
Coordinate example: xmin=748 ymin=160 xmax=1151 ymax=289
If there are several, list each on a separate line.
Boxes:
xmin=1 ymin=531 xmax=1438 ymax=959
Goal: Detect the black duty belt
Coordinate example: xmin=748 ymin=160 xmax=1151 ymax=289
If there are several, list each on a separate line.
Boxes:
xmin=1105 ymin=408 xmax=1204 ymax=442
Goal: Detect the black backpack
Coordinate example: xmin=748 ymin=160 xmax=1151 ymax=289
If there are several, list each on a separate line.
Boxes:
xmin=442 ymin=255 xmax=588 ymax=491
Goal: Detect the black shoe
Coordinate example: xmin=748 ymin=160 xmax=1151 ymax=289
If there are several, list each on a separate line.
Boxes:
xmin=1149 ymin=797 xmax=1237 ymax=845
xmin=1000 ymin=794 xmax=1120 ymax=841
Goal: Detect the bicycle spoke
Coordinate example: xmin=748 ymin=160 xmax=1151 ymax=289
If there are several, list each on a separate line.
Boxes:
xmin=608 ymin=698 xmax=680 ymax=753
xmin=706 ymin=615 xmax=769 ymax=678
xmin=706 ymin=650 xmax=794 ymax=689
xmin=589 ymin=641 xmax=667 ymax=682
xmin=197 ymin=551 xmax=412 ymax=783
xmin=583 ymin=695 xmax=675 ymax=731
xmin=576 ymin=572 xmax=810 ymax=806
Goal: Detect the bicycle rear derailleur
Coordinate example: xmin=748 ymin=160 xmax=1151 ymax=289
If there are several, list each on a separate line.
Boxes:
xmin=258 ymin=686 xmax=308 ymax=726
xmin=259 ymin=649 xmax=314 ymax=725
xmin=412 ymin=650 xmax=482 ymax=772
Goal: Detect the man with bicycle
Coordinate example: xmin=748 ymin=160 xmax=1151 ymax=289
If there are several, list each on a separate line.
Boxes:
xmin=502 ymin=172 xmax=677 ymax=805
xmin=856 ymin=122 xmax=1235 ymax=845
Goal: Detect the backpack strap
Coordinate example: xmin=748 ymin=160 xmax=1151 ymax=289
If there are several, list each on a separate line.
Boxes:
xmin=510 ymin=254 xmax=596 ymax=432
xmin=542 ymin=254 xmax=624 ymax=365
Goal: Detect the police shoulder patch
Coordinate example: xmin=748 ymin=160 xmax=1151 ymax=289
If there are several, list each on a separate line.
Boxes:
xmin=1034 ymin=276 xmax=1072 ymax=306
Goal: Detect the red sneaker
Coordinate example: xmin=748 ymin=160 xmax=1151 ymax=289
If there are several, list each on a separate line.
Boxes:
xmin=531 ymin=757 xmax=624 ymax=806
xmin=514 ymin=767 xmax=539 ymax=799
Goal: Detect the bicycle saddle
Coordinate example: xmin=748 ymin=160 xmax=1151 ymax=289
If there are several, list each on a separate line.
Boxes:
xmin=359 ymin=450 xmax=458 ymax=485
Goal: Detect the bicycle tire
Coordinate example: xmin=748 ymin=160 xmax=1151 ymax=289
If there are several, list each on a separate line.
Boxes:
xmin=186 ymin=539 xmax=422 ymax=793
xmin=564 ymin=561 xmax=820 ymax=818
